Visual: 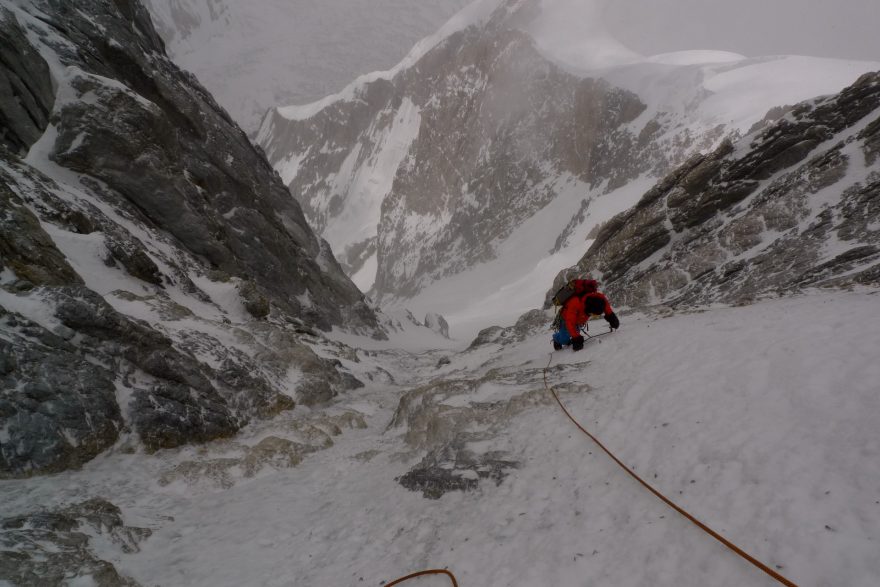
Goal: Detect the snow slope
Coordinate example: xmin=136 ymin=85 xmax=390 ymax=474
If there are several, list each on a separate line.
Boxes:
xmin=385 ymin=175 xmax=658 ymax=341
xmin=2 ymin=290 xmax=878 ymax=585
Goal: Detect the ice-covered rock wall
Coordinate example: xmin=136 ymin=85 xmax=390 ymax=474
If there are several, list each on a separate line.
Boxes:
xmin=0 ymin=0 xmax=380 ymax=478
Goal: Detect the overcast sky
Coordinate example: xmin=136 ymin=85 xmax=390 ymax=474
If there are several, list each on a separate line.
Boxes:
xmin=602 ymin=0 xmax=880 ymax=61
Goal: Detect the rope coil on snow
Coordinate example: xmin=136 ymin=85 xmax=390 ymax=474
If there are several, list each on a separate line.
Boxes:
xmin=543 ymin=337 xmax=799 ymax=587
xmin=385 ymin=569 xmax=459 ymax=586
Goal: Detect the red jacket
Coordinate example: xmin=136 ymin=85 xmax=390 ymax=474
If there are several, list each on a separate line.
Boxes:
xmin=561 ymin=291 xmax=614 ymax=336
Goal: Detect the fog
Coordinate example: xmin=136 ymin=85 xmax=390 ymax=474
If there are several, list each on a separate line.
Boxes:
xmin=602 ymin=0 xmax=880 ymax=61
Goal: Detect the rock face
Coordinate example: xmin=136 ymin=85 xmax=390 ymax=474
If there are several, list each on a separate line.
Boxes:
xmin=423 ymin=312 xmax=450 ymax=338
xmin=553 ymin=72 xmax=880 ymax=308
xmin=0 ymin=0 xmax=379 ymax=478
xmin=0 ymin=8 xmax=54 ymax=156
xmin=0 ymin=306 xmax=122 ymax=476
xmin=259 ymin=12 xmax=659 ymax=300
xmin=0 ymin=498 xmax=150 ymax=586
xmin=8 ymin=0 xmax=377 ymax=333
xmin=157 ymin=411 xmax=367 ymax=490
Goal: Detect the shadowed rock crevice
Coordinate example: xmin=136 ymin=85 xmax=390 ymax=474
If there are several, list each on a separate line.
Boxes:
xmin=0 ymin=9 xmax=54 ymax=154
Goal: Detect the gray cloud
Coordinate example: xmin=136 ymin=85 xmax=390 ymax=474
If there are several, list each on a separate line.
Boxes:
xmin=602 ymin=0 xmax=880 ymax=61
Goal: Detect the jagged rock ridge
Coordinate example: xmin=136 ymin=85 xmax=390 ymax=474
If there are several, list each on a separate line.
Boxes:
xmin=553 ymin=72 xmax=880 ymax=308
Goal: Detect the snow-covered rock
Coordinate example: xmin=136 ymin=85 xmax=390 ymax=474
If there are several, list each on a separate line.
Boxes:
xmin=0 ymin=498 xmax=150 ymax=586
xmin=556 ymin=71 xmax=880 ymax=308
xmin=423 ymin=312 xmax=450 ymax=338
xmin=3 ymin=291 xmax=879 ymax=585
xmin=0 ymin=0 xmax=381 ymax=478
xmin=2 ymin=2 xmax=878 ymax=586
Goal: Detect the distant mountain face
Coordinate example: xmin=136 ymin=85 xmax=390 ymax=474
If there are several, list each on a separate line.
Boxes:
xmin=141 ymin=0 xmax=472 ymax=132
xmin=554 ymin=72 xmax=880 ymax=308
xmin=258 ymin=0 xmax=879 ymax=327
xmin=259 ymin=25 xmax=663 ymax=299
xmin=0 ymin=0 xmax=381 ymax=478
xmin=257 ymin=0 xmax=704 ymax=301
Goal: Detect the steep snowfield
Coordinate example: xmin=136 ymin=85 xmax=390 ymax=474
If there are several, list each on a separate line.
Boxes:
xmin=384 ymin=175 xmax=658 ymax=341
xmin=142 ymin=0 xmax=471 ymax=132
xmin=3 ymin=290 xmax=878 ymax=585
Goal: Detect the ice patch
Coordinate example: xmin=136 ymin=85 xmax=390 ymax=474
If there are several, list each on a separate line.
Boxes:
xmin=277 ymin=151 xmax=307 ymax=186
xmin=0 ymin=267 xmax=17 ymax=285
xmin=0 ymin=288 xmax=63 ymax=333
xmin=321 ymin=98 xmax=422 ymax=257
xmin=351 ymin=252 xmax=378 ymax=293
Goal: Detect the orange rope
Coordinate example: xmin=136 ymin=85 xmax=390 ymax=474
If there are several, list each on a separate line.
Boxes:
xmin=385 ymin=569 xmax=459 ymax=586
xmin=543 ymin=350 xmax=799 ymax=587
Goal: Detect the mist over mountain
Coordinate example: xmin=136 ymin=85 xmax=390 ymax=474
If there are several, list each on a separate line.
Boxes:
xmin=604 ymin=0 xmax=880 ymax=62
xmin=2 ymin=1 xmax=879 ymax=585
xmin=142 ymin=0 xmax=472 ymax=132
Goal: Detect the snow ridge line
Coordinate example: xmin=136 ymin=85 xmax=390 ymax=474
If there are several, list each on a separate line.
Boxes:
xmin=543 ymin=342 xmax=799 ymax=587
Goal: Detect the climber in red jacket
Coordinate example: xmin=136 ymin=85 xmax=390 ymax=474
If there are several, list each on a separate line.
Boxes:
xmin=552 ymin=279 xmax=619 ymax=351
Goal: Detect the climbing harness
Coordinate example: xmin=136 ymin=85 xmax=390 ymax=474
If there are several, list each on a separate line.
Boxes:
xmin=543 ymin=333 xmax=799 ymax=587
xmin=385 ymin=569 xmax=459 ymax=586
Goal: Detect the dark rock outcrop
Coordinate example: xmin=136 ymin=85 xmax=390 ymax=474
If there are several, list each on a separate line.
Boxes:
xmin=0 ymin=309 xmax=122 ymax=476
xmin=1 ymin=0 xmax=378 ymax=333
xmin=0 ymin=8 xmax=54 ymax=155
xmin=0 ymin=498 xmax=149 ymax=586
xmin=398 ymin=441 xmax=517 ymax=499
xmin=0 ymin=0 xmax=377 ymax=477
xmin=552 ymin=72 xmax=880 ymax=309
xmin=0 ymin=173 xmax=82 ymax=287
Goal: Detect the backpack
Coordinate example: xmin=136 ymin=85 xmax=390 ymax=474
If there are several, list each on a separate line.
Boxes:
xmin=551 ymin=282 xmax=577 ymax=307
xmin=551 ymin=278 xmax=598 ymax=306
